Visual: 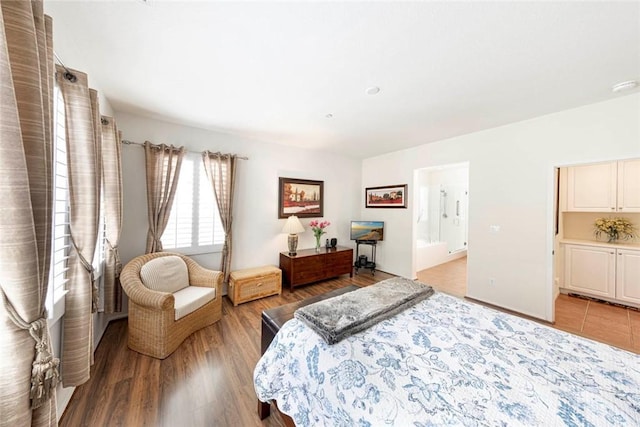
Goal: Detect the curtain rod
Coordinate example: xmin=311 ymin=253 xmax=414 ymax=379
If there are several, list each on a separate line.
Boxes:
xmin=121 ymin=139 xmax=248 ymax=160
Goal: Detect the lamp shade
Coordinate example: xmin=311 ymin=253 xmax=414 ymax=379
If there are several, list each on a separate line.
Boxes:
xmin=282 ymin=215 xmax=305 ymax=234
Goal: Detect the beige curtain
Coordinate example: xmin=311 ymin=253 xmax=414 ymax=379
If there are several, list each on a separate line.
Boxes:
xmin=101 ymin=117 xmax=123 ymax=313
xmin=57 ymin=66 xmax=102 ymax=387
xmin=145 ymin=141 xmax=185 ymax=253
xmin=0 ymin=1 xmax=58 ymax=426
xmin=202 ymin=152 xmax=237 ymax=283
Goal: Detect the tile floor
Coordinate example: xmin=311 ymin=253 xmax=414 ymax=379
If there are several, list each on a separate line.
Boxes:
xmin=416 ymin=257 xmax=640 ymax=354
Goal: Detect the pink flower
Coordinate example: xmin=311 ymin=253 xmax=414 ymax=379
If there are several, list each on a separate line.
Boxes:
xmin=309 ymin=219 xmax=330 ymax=238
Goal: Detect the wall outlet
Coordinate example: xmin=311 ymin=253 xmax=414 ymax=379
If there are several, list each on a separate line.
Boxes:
xmin=489 ymin=278 xmax=495 ymax=286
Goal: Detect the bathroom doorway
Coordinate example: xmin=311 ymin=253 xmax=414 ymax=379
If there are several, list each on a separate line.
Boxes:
xmin=413 ymin=162 xmax=469 ymax=290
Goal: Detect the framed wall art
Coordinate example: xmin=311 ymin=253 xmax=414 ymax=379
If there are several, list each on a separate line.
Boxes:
xmin=278 ymin=177 xmax=324 ymax=218
xmin=365 ymin=184 xmax=407 ymax=208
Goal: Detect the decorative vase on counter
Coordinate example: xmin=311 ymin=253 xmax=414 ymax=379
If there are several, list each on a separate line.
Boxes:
xmin=594 ymin=217 xmax=636 ymax=244
xmin=310 ymin=219 xmax=331 ymax=253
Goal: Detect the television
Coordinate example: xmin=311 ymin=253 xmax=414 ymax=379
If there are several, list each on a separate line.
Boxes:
xmin=350 ymin=221 xmax=384 ymax=241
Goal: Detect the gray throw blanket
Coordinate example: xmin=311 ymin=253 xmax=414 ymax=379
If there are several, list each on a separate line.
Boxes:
xmin=294 ymin=277 xmax=434 ymax=344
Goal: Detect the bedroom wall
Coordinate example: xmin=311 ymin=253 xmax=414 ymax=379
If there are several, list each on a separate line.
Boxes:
xmin=115 ymin=111 xmax=362 ymax=282
xmin=361 ymin=93 xmax=640 ymax=322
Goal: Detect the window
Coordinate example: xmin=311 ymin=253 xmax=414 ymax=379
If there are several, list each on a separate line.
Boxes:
xmin=93 ymin=182 xmax=106 ymax=311
xmin=47 ymin=84 xmax=70 ymax=323
xmin=162 ymin=152 xmax=225 ymax=254
xmin=93 ymin=183 xmax=106 ymax=279
xmin=46 ymin=83 xmax=107 ymax=321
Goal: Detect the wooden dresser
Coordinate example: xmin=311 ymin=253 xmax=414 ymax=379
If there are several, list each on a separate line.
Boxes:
xmin=279 ymin=246 xmax=353 ymax=291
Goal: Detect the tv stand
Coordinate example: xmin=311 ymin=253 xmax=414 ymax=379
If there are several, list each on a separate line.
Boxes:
xmin=354 ymin=240 xmax=377 ymax=275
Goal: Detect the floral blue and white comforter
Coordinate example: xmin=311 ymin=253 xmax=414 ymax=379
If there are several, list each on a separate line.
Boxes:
xmin=254 ymin=292 xmax=640 ymax=426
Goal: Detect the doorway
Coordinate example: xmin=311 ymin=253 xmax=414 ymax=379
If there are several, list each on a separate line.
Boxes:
xmin=413 ymin=162 xmax=469 ymax=293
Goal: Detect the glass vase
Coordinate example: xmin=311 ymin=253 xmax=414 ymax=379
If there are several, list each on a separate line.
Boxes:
xmin=315 ymin=235 xmax=321 ymax=252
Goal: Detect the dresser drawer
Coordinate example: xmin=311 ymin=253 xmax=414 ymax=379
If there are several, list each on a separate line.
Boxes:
xmin=327 ymin=251 xmax=353 ymax=275
xmin=326 ymin=251 xmax=353 ymax=269
xmin=229 ymin=267 xmax=282 ymax=306
xmin=291 ymin=257 xmax=324 ymax=284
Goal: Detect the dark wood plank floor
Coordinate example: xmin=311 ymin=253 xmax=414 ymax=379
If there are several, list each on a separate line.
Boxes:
xmin=59 ymin=270 xmax=395 ymax=427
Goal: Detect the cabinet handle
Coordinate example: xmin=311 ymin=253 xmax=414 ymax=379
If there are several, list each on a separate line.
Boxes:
xmin=610 ymin=252 xmax=615 ymax=255
xmin=610 ymin=207 xmax=615 ymax=210
xmin=619 ymin=207 xmax=623 ymax=210
xmin=256 ymin=282 xmax=263 ymax=287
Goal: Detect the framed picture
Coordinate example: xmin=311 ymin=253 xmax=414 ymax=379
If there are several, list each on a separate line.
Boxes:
xmin=365 ymin=184 xmax=408 ymax=208
xmin=278 ymin=177 xmax=324 ymax=218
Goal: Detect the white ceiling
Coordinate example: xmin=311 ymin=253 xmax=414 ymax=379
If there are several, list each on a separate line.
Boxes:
xmin=45 ymin=1 xmax=640 ymax=159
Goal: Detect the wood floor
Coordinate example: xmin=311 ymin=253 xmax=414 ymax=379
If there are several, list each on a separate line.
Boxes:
xmin=416 ymin=256 xmax=467 ymax=297
xmin=59 ymin=270 xmax=396 ymax=427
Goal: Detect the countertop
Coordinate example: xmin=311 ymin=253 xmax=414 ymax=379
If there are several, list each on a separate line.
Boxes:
xmin=560 ymin=238 xmax=640 ymax=250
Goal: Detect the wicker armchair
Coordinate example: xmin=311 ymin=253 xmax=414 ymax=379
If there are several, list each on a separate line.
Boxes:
xmin=120 ymin=252 xmax=223 ymax=359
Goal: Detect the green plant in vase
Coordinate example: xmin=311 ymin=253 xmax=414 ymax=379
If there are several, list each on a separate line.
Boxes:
xmin=594 ymin=217 xmax=636 ymax=243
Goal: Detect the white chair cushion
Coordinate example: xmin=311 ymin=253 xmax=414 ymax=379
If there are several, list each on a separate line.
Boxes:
xmin=140 ymin=255 xmax=189 ymax=294
xmin=172 ymin=286 xmax=216 ymax=320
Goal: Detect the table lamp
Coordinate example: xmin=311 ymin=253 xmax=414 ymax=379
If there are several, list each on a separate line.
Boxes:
xmin=282 ymin=215 xmax=305 ymax=255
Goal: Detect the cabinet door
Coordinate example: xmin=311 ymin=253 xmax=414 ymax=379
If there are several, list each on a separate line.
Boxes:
xmin=566 ymin=163 xmax=617 ymax=212
xmin=564 ymin=244 xmax=615 ymax=298
xmin=616 ymin=249 xmax=640 ymax=304
xmin=617 ymin=159 xmax=640 ymax=212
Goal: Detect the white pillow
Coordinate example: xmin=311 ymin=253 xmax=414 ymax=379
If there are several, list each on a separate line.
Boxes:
xmin=140 ymin=255 xmax=189 ymax=294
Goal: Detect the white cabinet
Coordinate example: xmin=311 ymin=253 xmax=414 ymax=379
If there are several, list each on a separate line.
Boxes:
xmin=564 ymin=244 xmax=616 ymax=298
xmin=564 ymin=243 xmax=640 ymax=306
xmin=566 ymin=159 xmax=640 ymax=212
xmin=567 ymin=163 xmax=617 ymax=212
xmin=617 ymin=249 xmax=640 ymax=305
xmin=617 ymin=159 xmax=640 ymax=212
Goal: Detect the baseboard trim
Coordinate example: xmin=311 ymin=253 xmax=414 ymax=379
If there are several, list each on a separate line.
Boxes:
xmin=56 ymin=385 xmax=75 ymax=422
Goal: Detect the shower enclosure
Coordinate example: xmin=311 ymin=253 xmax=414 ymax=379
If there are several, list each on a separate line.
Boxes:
xmin=437 ymin=185 xmax=468 ymax=253
xmin=415 ymin=164 xmax=469 ymax=271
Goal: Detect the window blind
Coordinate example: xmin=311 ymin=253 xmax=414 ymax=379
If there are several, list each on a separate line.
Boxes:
xmin=162 ymin=152 xmax=224 ymax=254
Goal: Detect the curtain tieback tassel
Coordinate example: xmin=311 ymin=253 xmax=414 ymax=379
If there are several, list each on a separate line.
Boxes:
xmin=29 ymin=318 xmax=60 ymax=409
xmin=0 ymin=287 xmax=60 ymax=409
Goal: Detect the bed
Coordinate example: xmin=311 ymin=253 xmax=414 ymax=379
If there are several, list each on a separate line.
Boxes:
xmin=254 ymin=290 xmax=640 ymax=426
